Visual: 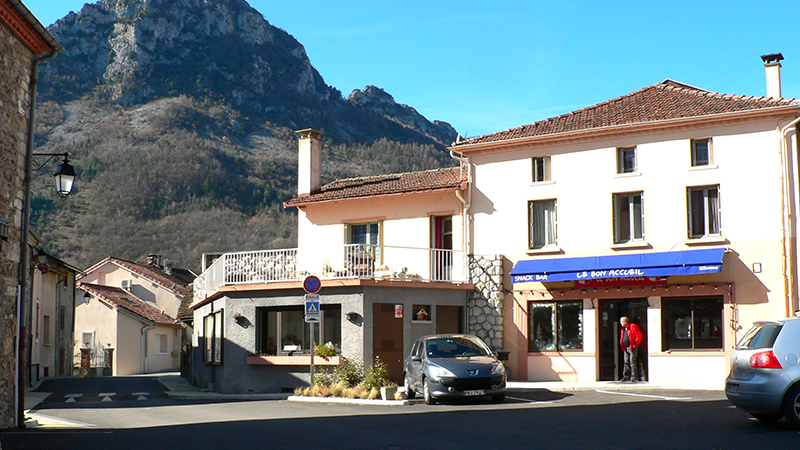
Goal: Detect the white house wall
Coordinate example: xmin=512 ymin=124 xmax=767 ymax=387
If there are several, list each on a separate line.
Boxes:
xmin=468 ymin=118 xmax=796 ymax=382
xmin=82 ymin=263 xmax=182 ymax=318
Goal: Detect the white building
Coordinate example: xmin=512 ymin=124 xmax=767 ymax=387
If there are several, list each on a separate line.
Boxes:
xmin=449 ymin=55 xmax=800 ymax=385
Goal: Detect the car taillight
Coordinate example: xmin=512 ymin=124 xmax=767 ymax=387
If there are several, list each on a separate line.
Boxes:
xmin=749 ymin=351 xmax=783 ymax=369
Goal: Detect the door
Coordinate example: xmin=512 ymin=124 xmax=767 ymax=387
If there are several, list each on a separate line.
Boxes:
xmin=436 ymin=305 xmax=463 ymax=334
xmin=598 ymin=299 xmax=648 ymax=381
xmin=431 ymin=216 xmax=453 ymax=281
xmin=373 ymin=303 xmax=404 ymax=384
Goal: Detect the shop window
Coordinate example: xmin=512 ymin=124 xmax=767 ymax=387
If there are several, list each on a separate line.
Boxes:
xmin=528 ymin=301 xmax=583 ymax=352
xmin=613 ymin=192 xmax=644 ymax=243
xmin=617 ymin=146 xmax=637 ymax=174
xmin=532 ymin=156 xmax=551 ymax=182
xmin=204 ymin=310 xmax=223 ymax=364
xmin=661 ymin=296 xmax=723 ymax=350
xmin=687 ymin=185 xmax=721 ymax=238
xmin=256 ymin=305 xmax=341 ymax=355
xmin=528 ymin=199 xmax=557 ymax=249
xmin=691 ymin=138 xmax=712 ymax=167
xmin=413 ymin=305 xmax=431 ymax=321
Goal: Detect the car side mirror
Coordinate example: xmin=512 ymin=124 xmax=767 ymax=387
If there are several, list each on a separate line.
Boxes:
xmin=411 ymin=355 xmax=421 ymax=362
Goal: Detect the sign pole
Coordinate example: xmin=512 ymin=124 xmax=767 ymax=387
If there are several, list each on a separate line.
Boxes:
xmin=310 ymin=322 xmax=315 ymax=385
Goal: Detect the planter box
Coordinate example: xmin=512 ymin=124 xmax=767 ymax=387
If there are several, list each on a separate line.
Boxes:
xmin=380 ymin=386 xmax=398 ymax=401
xmin=246 ymin=355 xmax=341 ymax=366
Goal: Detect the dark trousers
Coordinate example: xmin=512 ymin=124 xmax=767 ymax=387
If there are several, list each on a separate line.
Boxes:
xmin=623 ymin=346 xmax=638 ymax=380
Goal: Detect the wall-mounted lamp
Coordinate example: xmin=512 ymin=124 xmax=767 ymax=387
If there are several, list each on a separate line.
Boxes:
xmin=33 ymin=152 xmax=76 ymax=198
xmin=346 ymin=311 xmax=362 ymax=326
xmin=234 ymin=312 xmax=250 ymax=328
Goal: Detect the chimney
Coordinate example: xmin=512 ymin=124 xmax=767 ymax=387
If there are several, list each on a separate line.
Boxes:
xmin=296 ymin=128 xmax=324 ymax=196
xmin=761 ymin=53 xmax=783 ymax=99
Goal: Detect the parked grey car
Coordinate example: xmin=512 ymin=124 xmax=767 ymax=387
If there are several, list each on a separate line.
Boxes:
xmin=403 ymin=334 xmax=507 ymax=405
xmin=725 ymin=316 xmax=800 ymax=429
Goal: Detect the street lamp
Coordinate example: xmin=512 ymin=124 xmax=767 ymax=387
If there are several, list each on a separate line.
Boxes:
xmin=33 ymin=152 xmax=76 ymax=198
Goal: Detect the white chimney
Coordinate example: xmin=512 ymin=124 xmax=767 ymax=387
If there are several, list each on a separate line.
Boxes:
xmin=761 ymin=53 xmax=783 ymax=99
xmin=296 ymin=128 xmax=324 ymax=196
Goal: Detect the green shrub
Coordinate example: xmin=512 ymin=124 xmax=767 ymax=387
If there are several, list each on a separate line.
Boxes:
xmin=362 ymin=356 xmax=392 ymax=390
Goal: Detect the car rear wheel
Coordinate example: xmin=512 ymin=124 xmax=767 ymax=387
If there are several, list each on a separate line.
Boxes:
xmin=751 ymin=412 xmax=782 ymax=422
xmin=782 ymin=384 xmax=800 ymax=430
xmin=423 ymin=378 xmax=436 ymax=405
xmin=404 ymin=374 xmax=416 ymax=399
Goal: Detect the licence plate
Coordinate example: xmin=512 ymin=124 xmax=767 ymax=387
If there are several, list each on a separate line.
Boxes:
xmin=464 ymin=389 xmax=486 ymax=396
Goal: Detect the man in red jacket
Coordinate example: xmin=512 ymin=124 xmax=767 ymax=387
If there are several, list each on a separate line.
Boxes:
xmin=619 ymin=316 xmax=643 ymax=382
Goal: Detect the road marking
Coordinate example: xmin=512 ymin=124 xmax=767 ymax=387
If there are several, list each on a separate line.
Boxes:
xmin=506 ymin=396 xmax=554 ymax=404
xmin=595 ymin=390 xmax=691 ymax=400
xmin=99 ymin=392 xmax=116 ymax=402
xmin=64 ymin=393 xmax=83 ymax=403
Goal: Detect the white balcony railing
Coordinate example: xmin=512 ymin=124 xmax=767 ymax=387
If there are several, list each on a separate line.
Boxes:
xmin=201 ymin=244 xmax=466 ymax=295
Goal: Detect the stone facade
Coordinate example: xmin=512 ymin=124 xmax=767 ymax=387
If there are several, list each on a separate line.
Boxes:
xmin=0 ymin=22 xmax=35 ymax=428
xmin=468 ymin=254 xmax=504 ymax=350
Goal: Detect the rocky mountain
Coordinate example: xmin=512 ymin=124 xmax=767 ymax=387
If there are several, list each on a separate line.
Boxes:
xmin=31 ymin=0 xmax=459 ymax=272
xmin=39 ymin=0 xmax=457 ymax=146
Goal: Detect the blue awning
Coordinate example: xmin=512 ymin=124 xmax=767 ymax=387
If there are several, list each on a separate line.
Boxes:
xmin=510 ymin=248 xmax=726 ymax=284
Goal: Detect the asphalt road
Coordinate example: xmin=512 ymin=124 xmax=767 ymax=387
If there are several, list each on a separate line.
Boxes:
xmin=2 ymin=378 xmax=799 ymax=449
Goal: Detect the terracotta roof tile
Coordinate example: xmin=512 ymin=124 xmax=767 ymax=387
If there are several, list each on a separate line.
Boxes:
xmin=83 ymin=257 xmax=192 ymax=298
xmin=79 ymin=283 xmax=180 ymax=326
xmin=454 ymin=80 xmax=800 ymax=147
xmin=285 ymin=166 xmax=465 ymax=206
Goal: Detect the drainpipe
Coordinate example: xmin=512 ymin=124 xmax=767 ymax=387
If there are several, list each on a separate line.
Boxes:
xmin=450 ymin=148 xmax=472 ymax=282
xmin=141 ymin=324 xmax=155 ymax=373
xmin=17 ymin=49 xmax=60 ymax=428
xmin=780 ymin=116 xmax=800 ymax=317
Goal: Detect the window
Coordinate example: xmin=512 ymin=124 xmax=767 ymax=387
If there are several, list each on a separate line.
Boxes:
xmin=687 ymin=185 xmax=721 ymax=238
xmin=661 ymin=297 xmax=723 ymax=350
xmin=413 ymin=305 xmax=431 ymax=321
xmin=532 ymin=156 xmax=551 ymax=182
xmin=528 ymin=301 xmax=583 ymax=352
xmin=528 ymin=199 xmax=557 ymax=249
xmin=347 ymin=221 xmax=380 ymax=246
xmin=42 ymin=315 xmax=51 ymax=346
xmin=613 ymin=192 xmax=644 ymax=243
xmin=617 ymin=147 xmax=637 ymax=174
xmin=204 ymin=310 xmax=223 ymax=364
xmin=256 ymin=305 xmax=341 ymax=355
xmin=156 ymin=334 xmax=168 ymax=354
xmin=691 ymin=138 xmax=711 ymax=166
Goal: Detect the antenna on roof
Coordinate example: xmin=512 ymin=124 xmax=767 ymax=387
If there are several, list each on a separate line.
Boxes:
xmin=456 ymin=133 xmax=463 ymax=143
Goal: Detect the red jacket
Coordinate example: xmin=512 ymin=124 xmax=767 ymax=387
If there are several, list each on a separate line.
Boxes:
xmin=620 ymin=322 xmax=643 ymax=350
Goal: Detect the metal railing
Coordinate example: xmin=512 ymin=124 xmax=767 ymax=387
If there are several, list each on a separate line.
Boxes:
xmin=201 ymin=244 xmax=466 ymax=294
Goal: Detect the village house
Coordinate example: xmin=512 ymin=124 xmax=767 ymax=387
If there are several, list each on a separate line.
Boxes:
xmin=449 ymin=54 xmax=800 ymax=385
xmin=77 ymin=256 xmax=193 ymax=375
xmin=190 ymin=129 xmax=480 ymax=393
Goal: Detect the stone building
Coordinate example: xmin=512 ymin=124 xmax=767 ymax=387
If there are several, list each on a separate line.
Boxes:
xmin=0 ymin=0 xmax=62 ymax=428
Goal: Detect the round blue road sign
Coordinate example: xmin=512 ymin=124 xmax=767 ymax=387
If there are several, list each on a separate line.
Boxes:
xmin=303 ymin=275 xmax=321 ymax=294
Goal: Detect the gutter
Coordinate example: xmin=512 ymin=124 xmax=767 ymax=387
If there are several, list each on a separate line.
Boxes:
xmin=780 ymin=116 xmax=800 ymax=317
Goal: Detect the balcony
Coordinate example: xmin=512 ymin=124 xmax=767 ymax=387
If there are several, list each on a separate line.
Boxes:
xmin=196 ymin=244 xmax=467 ymax=298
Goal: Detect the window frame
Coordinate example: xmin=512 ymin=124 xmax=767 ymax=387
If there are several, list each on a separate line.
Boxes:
xmin=687 ymin=185 xmax=721 ymax=239
xmin=528 ymin=300 xmax=583 ymax=352
xmin=528 ymin=199 xmax=558 ymax=250
xmin=203 ymin=310 xmax=223 ymax=365
xmin=613 ymin=191 xmax=645 ymax=244
xmin=532 ymin=156 xmax=551 ymax=183
xmin=346 ymin=221 xmax=381 ymax=246
xmin=661 ymin=296 xmax=723 ymax=351
xmin=256 ymin=305 xmax=342 ymax=356
xmin=617 ymin=146 xmax=637 ymax=174
xmin=691 ymin=138 xmax=712 ymax=167
xmin=156 ymin=333 xmax=169 ymax=354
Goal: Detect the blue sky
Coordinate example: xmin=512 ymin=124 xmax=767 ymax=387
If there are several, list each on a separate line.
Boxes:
xmin=23 ymin=0 xmax=800 ymax=138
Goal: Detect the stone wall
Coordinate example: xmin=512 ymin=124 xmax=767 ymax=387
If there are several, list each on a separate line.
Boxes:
xmin=468 ymin=254 xmax=504 ymax=351
xmin=0 ymin=22 xmax=34 ymax=429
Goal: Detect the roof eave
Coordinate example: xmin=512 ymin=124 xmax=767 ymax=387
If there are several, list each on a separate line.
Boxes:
xmin=284 ymin=183 xmax=467 ymax=208
xmin=451 ymin=106 xmax=800 ymax=155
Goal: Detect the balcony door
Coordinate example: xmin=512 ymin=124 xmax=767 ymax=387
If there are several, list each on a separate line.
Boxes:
xmin=431 ymin=216 xmax=453 ymax=281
